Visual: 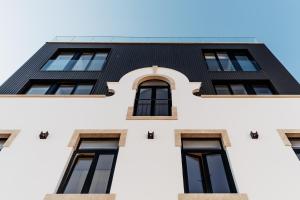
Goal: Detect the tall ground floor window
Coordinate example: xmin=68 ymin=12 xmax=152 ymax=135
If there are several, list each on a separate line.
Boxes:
xmin=57 ymin=139 xmax=119 ymax=194
xmin=181 ymin=139 xmax=236 ymax=193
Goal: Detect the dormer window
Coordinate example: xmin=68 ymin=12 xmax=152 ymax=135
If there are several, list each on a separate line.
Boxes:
xmin=133 ymin=80 xmax=171 ymax=116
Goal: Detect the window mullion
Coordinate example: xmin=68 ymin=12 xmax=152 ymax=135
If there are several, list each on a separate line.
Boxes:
xmin=151 ymin=87 xmax=156 ymax=116
xmin=81 ymin=152 xmax=99 ymax=193
xmin=215 ymin=52 xmax=224 ymax=71
xmin=86 ymin=52 xmax=96 ymax=71
xmin=202 ymin=154 xmax=213 ymax=193
xmin=229 ymin=53 xmax=241 ymax=71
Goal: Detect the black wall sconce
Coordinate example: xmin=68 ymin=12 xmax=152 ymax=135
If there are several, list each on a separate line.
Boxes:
xmin=147 ymin=131 xmax=154 ymax=139
xmin=250 ymin=131 xmax=259 ymax=139
xmin=39 ymin=131 xmax=49 ymax=139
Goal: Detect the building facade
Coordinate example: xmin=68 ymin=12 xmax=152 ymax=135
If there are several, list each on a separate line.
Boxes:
xmin=0 ymin=40 xmax=300 ymax=200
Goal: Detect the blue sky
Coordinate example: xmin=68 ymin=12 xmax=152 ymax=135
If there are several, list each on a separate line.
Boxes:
xmin=0 ymin=0 xmax=299 ymax=84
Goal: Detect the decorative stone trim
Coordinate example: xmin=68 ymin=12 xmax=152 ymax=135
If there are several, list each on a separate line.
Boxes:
xmin=68 ymin=129 xmax=127 ymax=148
xmin=277 ymin=129 xmax=300 ymax=146
xmin=175 ymin=129 xmax=231 ymax=147
xmin=132 ymin=74 xmax=176 ymax=90
xmin=0 ymin=129 xmax=19 ymax=147
xmin=178 ymin=193 xmax=248 ymax=200
xmin=126 ymin=106 xmax=178 ymax=120
xmin=44 ymin=194 xmax=116 ymax=200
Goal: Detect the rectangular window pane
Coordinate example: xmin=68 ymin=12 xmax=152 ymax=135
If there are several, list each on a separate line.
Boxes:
xmin=156 ymin=88 xmax=169 ymax=99
xmin=253 ymin=85 xmax=273 ymax=95
xmin=73 ymin=85 xmax=93 ymax=95
xmin=182 ymin=140 xmax=222 ymax=150
xmin=217 ymin=53 xmax=235 ymax=71
xmin=55 ymin=85 xmax=75 ymax=95
xmin=290 ymin=139 xmax=300 ymax=149
xmin=135 ymin=100 xmax=152 ymax=116
xmin=43 ymin=52 xmax=74 ymax=71
xmin=206 ymin=154 xmax=231 ymax=193
xmin=235 ymin=55 xmax=257 ymax=71
xmin=205 ymin=53 xmax=221 ymax=71
xmin=139 ymin=88 xmax=152 ymax=99
xmin=230 ymin=84 xmax=247 ymax=95
xmin=72 ymin=53 xmax=93 ymax=71
xmin=186 ymin=154 xmax=204 ymax=193
xmin=64 ymin=157 xmax=93 ymax=194
xmin=87 ymin=53 xmax=107 ymax=71
xmin=89 ymin=154 xmax=114 ymax=193
xmin=154 ymin=100 xmax=169 ymax=116
xmin=0 ymin=139 xmax=7 ymax=151
xmin=26 ymin=85 xmax=50 ymax=95
xmin=79 ymin=140 xmax=119 ymax=150
xmin=215 ymin=85 xmax=231 ymax=95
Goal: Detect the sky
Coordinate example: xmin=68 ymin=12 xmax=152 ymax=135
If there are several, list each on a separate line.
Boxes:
xmin=0 ymin=0 xmax=300 ymax=85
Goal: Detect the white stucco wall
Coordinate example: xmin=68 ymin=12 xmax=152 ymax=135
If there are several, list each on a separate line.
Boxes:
xmin=0 ymin=67 xmax=299 ymax=200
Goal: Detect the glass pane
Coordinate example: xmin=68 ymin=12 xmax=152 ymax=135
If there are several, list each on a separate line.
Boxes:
xmin=294 ymin=151 xmax=300 ymax=160
xmin=217 ymin=53 xmax=235 ymax=71
xmin=154 ymin=100 xmax=169 ymax=116
xmin=215 ymin=85 xmax=231 ymax=95
xmin=186 ymin=154 xmax=204 ymax=193
xmin=156 ymin=88 xmax=169 ymax=99
xmin=26 ymin=85 xmax=50 ymax=95
xmin=64 ymin=157 xmax=93 ymax=194
xmin=135 ymin=100 xmax=152 ymax=116
xmin=235 ymin=55 xmax=257 ymax=71
xmin=204 ymin=53 xmax=221 ymax=71
xmin=43 ymin=52 xmax=74 ymax=71
xmin=253 ymin=85 xmax=273 ymax=95
xmin=182 ymin=140 xmax=222 ymax=150
xmin=79 ymin=140 xmax=119 ymax=150
xmin=89 ymin=154 xmax=114 ymax=193
xmin=72 ymin=53 xmax=93 ymax=71
xmin=230 ymin=84 xmax=247 ymax=95
xmin=139 ymin=88 xmax=152 ymax=99
xmin=73 ymin=85 xmax=93 ymax=95
xmin=55 ymin=85 xmax=74 ymax=95
xmin=290 ymin=139 xmax=300 ymax=148
xmin=87 ymin=53 xmax=107 ymax=71
xmin=0 ymin=139 xmax=7 ymax=151
xmin=206 ymin=154 xmax=231 ymax=193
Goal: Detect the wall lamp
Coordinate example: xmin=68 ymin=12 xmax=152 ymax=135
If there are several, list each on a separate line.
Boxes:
xmin=39 ymin=131 xmax=49 ymax=139
xmin=250 ymin=131 xmax=259 ymax=139
xmin=147 ymin=131 xmax=154 ymax=139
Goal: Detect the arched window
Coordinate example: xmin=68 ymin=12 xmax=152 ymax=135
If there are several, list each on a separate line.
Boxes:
xmin=134 ymin=80 xmax=172 ymax=116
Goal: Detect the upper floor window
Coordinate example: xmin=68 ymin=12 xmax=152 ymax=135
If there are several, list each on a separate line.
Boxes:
xmin=42 ymin=50 xmax=109 ymax=71
xmin=214 ymin=82 xmax=274 ymax=95
xmin=25 ymin=82 xmax=94 ymax=95
xmin=133 ymin=80 xmax=171 ymax=116
xmin=204 ymin=50 xmax=259 ymax=72
xmin=181 ymin=139 xmax=236 ymax=193
xmin=57 ymin=139 xmax=119 ymax=194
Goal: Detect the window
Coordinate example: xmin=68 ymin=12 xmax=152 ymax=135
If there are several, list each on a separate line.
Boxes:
xmin=58 ymin=139 xmax=119 ymax=194
xmin=42 ymin=51 xmax=109 ymax=71
xmin=0 ymin=138 xmax=8 ymax=151
xmin=181 ymin=139 xmax=236 ymax=193
xmin=25 ymin=83 xmax=94 ymax=95
xmin=204 ymin=50 xmax=259 ymax=72
xmin=290 ymin=139 xmax=300 ymax=160
xmin=214 ymin=82 xmax=274 ymax=95
xmin=133 ymin=80 xmax=171 ymax=116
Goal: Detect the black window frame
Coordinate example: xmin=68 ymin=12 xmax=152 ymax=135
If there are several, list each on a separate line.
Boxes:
xmin=133 ymin=81 xmax=172 ymax=116
xmin=57 ymin=138 xmax=119 ymax=194
xmin=41 ymin=49 xmax=110 ymax=72
xmin=181 ymin=138 xmax=237 ymax=193
xmin=213 ymin=81 xmax=276 ymax=95
xmin=203 ymin=50 xmax=260 ymax=72
xmin=22 ymin=81 xmax=96 ymax=95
